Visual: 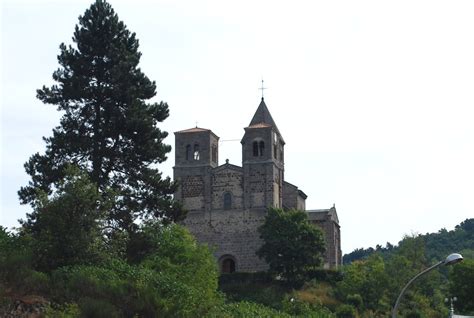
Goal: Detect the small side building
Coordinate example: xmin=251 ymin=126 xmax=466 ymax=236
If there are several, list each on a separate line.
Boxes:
xmin=307 ymin=206 xmax=342 ymax=268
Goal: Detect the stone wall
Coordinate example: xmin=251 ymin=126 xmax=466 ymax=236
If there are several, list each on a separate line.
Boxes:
xmin=311 ymin=219 xmax=341 ymax=268
xmin=282 ymin=181 xmax=306 ymax=211
xmin=183 ymin=209 xmax=268 ymax=272
xmin=283 ymin=182 xmax=298 ymax=209
xmin=211 ymin=166 xmax=244 ymax=210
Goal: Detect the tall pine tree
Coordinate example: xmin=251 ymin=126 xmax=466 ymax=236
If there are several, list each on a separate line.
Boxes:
xmin=19 ymin=0 xmax=184 ymax=234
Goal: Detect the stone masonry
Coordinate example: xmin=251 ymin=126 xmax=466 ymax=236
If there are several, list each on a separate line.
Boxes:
xmin=174 ymin=98 xmax=342 ymax=272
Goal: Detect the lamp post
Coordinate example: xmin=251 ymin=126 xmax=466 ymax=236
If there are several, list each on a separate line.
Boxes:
xmin=445 ymin=296 xmax=457 ymax=317
xmin=391 ymin=253 xmax=463 ymax=318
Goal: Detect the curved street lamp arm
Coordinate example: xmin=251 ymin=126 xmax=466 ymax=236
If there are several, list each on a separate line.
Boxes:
xmin=391 ymin=261 xmax=443 ymax=318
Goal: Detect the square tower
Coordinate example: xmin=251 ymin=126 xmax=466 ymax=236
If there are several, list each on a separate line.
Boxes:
xmin=174 ymin=127 xmax=219 ymax=212
xmin=241 ymin=98 xmax=285 ymax=209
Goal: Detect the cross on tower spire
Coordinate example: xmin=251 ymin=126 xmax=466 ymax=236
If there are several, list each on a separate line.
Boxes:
xmin=259 ymin=79 xmax=267 ymax=100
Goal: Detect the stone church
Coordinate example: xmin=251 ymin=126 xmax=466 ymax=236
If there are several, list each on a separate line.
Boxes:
xmin=173 ymin=98 xmax=342 ymax=272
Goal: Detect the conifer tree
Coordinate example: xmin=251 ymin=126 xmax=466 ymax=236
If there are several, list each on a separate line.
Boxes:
xmin=19 ymin=0 xmax=184 ymax=234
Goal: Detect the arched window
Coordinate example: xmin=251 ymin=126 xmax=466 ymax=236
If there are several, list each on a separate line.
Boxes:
xmin=273 ymin=133 xmax=278 ymax=159
xmin=211 ymin=144 xmax=217 ymax=163
xmin=185 ymin=145 xmax=191 ymax=160
xmin=220 ymin=256 xmax=236 ymax=273
xmin=253 ymin=141 xmax=259 ymax=157
xmin=259 ymin=141 xmax=265 ymax=156
xmin=223 ymin=192 xmax=232 ymax=210
xmin=193 ymin=144 xmax=200 ymax=160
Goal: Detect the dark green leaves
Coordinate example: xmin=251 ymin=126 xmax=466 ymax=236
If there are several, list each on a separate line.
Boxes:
xmin=19 ymin=0 xmax=185 ymax=233
xmin=257 ymin=208 xmax=326 ymax=286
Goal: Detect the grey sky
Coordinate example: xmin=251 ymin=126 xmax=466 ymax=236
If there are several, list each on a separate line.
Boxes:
xmin=2 ymin=0 xmax=474 ymax=254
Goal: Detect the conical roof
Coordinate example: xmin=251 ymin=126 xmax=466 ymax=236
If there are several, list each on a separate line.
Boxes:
xmin=247 ymin=98 xmax=281 ymax=136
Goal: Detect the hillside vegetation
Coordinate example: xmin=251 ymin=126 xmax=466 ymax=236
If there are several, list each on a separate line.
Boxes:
xmin=2 ymin=0 xmax=472 ymax=316
xmin=343 ymin=218 xmax=474 ymax=264
xmin=2 ymin=217 xmax=473 ymax=317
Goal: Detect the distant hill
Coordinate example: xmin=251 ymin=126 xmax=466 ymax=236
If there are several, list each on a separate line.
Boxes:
xmin=343 ymin=218 xmax=474 ymax=264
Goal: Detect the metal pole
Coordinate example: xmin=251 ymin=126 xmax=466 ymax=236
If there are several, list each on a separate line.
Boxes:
xmin=450 ymin=298 xmax=454 ymax=318
xmin=391 ymin=261 xmax=444 ymax=318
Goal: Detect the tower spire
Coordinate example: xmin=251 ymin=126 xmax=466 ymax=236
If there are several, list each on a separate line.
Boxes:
xmin=259 ymin=79 xmax=267 ymax=100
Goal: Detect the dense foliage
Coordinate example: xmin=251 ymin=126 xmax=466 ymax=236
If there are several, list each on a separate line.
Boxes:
xmin=257 ymin=208 xmax=326 ymax=286
xmin=449 ymin=259 xmax=474 ymax=314
xmin=22 ymin=166 xmax=108 ymax=272
xmin=336 ymin=239 xmax=449 ymax=317
xmin=344 ymin=218 xmax=474 ymax=264
xmin=18 ymin=0 xmax=184 ymax=238
xmin=3 ymin=0 xmax=472 ymax=316
xmin=50 ymin=224 xmax=219 ymax=317
xmin=0 ymin=223 xmax=221 ymax=317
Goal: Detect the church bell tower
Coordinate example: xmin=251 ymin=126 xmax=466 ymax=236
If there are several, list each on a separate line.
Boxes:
xmin=241 ymin=98 xmax=285 ymax=210
xmin=173 ymin=127 xmax=219 ymax=212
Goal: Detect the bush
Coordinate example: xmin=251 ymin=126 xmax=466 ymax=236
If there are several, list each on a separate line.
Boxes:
xmin=219 ymin=281 xmax=287 ymax=308
xmin=43 ymin=303 xmax=80 ymax=317
xmin=22 ymin=270 xmax=51 ymax=295
xmin=50 ymin=225 xmax=221 ymax=317
xmin=346 ymin=294 xmax=363 ymax=310
xmin=22 ymin=167 xmax=108 ymax=272
xmin=335 ymin=304 xmax=357 ymax=318
xmin=206 ymin=301 xmax=292 ymax=318
xmin=0 ymin=228 xmax=33 ymax=286
xmin=219 ymin=272 xmax=273 ymax=285
xmin=139 ymin=223 xmax=220 ymax=314
xmin=78 ymin=297 xmax=121 ymax=318
xmin=306 ymin=269 xmax=344 ymax=284
xmin=281 ymin=296 xmax=335 ymax=317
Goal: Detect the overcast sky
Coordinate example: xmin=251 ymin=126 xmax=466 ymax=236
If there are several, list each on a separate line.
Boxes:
xmin=2 ymin=0 xmax=474 ymax=254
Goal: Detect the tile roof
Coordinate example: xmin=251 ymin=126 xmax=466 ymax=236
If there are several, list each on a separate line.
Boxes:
xmin=175 ymin=127 xmax=211 ymax=134
xmin=307 ymin=206 xmax=340 ymax=224
xmin=247 ymin=123 xmax=272 ymax=129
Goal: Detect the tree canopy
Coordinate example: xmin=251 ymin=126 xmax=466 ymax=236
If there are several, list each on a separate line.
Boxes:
xmin=18 ymin=0 xmax=184 ymax=235
xmin=449 ymin=259 xmax=474 ymax=315
xmin=343 ymin=218 xmax=474 ymax=265
xmin=257 ymin=208 xmax=326 ymax=285
xmin=23 ymin=166 xmax=109 ymax=272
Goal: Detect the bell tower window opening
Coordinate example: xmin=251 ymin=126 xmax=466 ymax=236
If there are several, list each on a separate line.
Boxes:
xmin=259 ymin=141 xmax=265 ymax=156
xmin=273 ymin=133 xmax=279 ymax=159
xmin=193 ymin=144 xmax=200 ymax=160
xmin=223 ymin=192 xmax=232 ymax=210
xmin=252 ymin=141 xmax=259 ymax=157
xmin=211 ymin=144 xmax=217 ymax=163
xmin=185 ymin=144 xmax=191 ymax=161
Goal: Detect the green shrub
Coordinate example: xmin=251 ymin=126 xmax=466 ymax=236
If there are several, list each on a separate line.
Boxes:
xmin=346 ymin=294 xmax=363 ymax=310
xmin=50 ymin=224 xmax=221 ymax=317
xmin=22 ymin=270 xmax=51 ymax=294
xmin=335 ymin=304 xmax=357 ymax=318
xmin=0 ymin=228 xmax=33 ymax=286
xmin=405 ymin=310 xmax=422 ymax=318
xmin=207 ymin=301 xmax=292 ymax=318
xmin=306 ymin=269 xmax=344 ymax=284
xmin=219 ymin=281 xmax=286 ymax=308
xmin=219 ymin=272 xmax=273 ymax=285
xmin=44 ymin=303 xmax=80 ymax=318
xmin=23 ymin=167 xmax=108 ymax=272
xmin=78 ymin=297 xmax=121 ymax=318
xmin=281 ymin=295 xmax=335 ymax=317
